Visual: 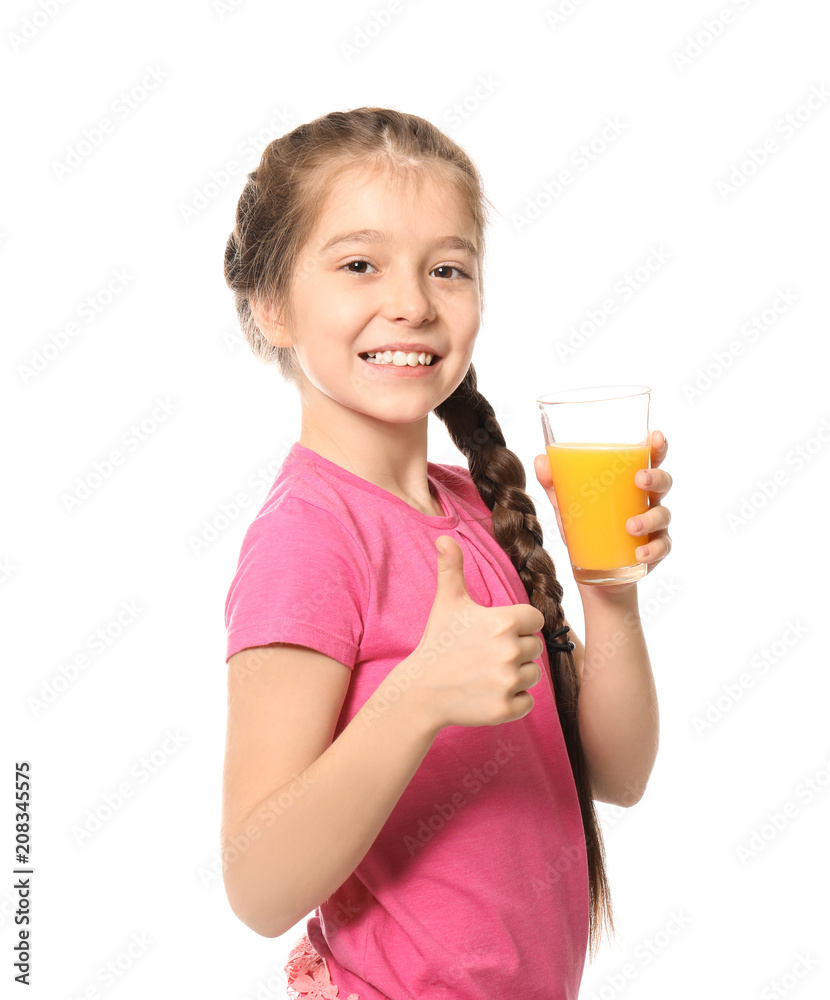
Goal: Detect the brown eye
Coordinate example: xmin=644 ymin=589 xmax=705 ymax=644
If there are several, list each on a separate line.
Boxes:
xmin=431 ymin=265 xmax=468 ymax=279
xmin=343 ymin=259 xmax=375 ymax=274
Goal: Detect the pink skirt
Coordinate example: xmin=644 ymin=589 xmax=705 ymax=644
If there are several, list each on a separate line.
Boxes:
xmin=285 ymin=933 xmax=361 ymax=999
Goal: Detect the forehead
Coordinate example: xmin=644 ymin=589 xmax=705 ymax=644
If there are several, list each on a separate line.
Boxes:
xmin=311 ymin=161 xmax=477 ymax=243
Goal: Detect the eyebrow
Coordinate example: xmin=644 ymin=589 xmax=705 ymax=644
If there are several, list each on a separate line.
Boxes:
xmin=318 ymin=228 xmax=478 ymax=258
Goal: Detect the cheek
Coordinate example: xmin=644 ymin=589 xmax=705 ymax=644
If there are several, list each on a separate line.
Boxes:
xmin=444 ymin=287 xmax=479 ymax=324
xmin=457 ymin=302 xmax=481 ymax=346
xmin=318 ymin=295 xmax=366 ymax=333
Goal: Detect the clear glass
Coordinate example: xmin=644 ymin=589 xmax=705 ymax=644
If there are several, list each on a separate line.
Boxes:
xmin=536 ymin=385 xmax=652 ymax=585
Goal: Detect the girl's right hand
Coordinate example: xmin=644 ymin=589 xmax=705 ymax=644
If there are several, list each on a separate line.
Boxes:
xmin=402 ymin=536 xmax=547 ymax=731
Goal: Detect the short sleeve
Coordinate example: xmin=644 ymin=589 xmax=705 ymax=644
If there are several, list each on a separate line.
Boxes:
xmin=224 ymin=496 xmax=366 ymax=667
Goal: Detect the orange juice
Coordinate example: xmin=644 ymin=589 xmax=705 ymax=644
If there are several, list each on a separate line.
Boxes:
xmin=545 ymin=442 xmax=649 ymax=574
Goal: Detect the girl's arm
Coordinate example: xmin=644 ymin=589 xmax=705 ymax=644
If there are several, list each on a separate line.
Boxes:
xmin=534 ymin=432 xmax=671 ymax=809
xmin=564 ymin=585 xmax=659 ymax=808
xmin=221 ymin=643 xmax=441 ymax=939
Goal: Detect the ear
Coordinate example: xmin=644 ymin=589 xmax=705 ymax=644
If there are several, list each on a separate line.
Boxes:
xmin=249 ymin=293 xmax=292 ymax=349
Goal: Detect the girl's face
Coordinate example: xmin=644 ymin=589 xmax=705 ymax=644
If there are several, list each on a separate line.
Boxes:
xmin=275 ymin=162 xmax=482 ymax=426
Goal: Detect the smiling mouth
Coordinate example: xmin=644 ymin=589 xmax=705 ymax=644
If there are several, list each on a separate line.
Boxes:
xmin=359 ymin=350 xmax=440 ymax=367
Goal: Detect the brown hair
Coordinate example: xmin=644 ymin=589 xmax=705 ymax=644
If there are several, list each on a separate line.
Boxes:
xmin=223 ymin=106 xmax=613 ymax=959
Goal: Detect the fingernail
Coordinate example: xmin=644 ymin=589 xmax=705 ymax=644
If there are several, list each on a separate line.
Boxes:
xmin=630 ymin=516 xmax=644 ymax=532
xmin=640 ymin=471 xmax=653 ymax=486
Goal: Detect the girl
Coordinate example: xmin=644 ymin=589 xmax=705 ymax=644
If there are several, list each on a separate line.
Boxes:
xmin=221 ymin=107 xmax=672 ymax=1000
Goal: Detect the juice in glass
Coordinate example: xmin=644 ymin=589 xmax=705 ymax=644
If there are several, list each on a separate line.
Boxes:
xmin=537 ymin=385 xmax=652 ymax=585
xmin=545 ymin=442 xmax=650 ymax=579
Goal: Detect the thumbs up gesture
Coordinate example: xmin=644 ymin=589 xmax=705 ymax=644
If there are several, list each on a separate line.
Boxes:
xmin=403 ymin=535 xmax=547 ymax=732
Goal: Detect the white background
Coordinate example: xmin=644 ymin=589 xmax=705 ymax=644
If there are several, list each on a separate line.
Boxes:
xmin=3 ymin=1 xmax=829 ymax=997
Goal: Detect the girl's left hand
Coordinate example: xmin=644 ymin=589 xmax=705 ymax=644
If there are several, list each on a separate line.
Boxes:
xmin=533 ymin=429 xmax=673 ymax=576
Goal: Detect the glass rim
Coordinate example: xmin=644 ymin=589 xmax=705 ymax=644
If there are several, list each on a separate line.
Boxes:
xmin=536 ymin=384 xmax=652 ymax=405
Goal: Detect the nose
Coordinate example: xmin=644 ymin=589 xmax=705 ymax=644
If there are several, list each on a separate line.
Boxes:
xmin=381 ymin=267 xmax=437 ymax=326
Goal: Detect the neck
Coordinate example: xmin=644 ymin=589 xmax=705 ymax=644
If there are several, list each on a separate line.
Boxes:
xmin=298 ymin=404 xmax=436 ymax=513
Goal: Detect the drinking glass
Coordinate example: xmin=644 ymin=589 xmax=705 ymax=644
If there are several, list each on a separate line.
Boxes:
xmin=536 ymin=385 xmax=651 ymax=585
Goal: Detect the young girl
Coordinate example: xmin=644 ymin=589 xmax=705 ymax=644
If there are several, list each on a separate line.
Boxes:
xmin=220 ymin=107 xmax=672 ymax=1000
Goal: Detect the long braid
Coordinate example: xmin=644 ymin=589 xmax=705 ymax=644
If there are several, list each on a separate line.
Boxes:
xmin=434 ymin=364 xmax=614 ymax=960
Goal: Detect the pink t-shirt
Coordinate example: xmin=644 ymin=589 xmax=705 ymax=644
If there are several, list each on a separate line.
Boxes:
xmin=225 ymin=441 xmax=589 ymax=999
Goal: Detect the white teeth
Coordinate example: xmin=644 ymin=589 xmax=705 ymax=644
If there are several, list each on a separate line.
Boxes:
xmin=365 ymin=350 xmax=434 ymax=366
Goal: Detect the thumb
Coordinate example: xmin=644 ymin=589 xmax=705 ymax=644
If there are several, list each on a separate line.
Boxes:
xmin=434 ymin=535 xmax=473 ymax=604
